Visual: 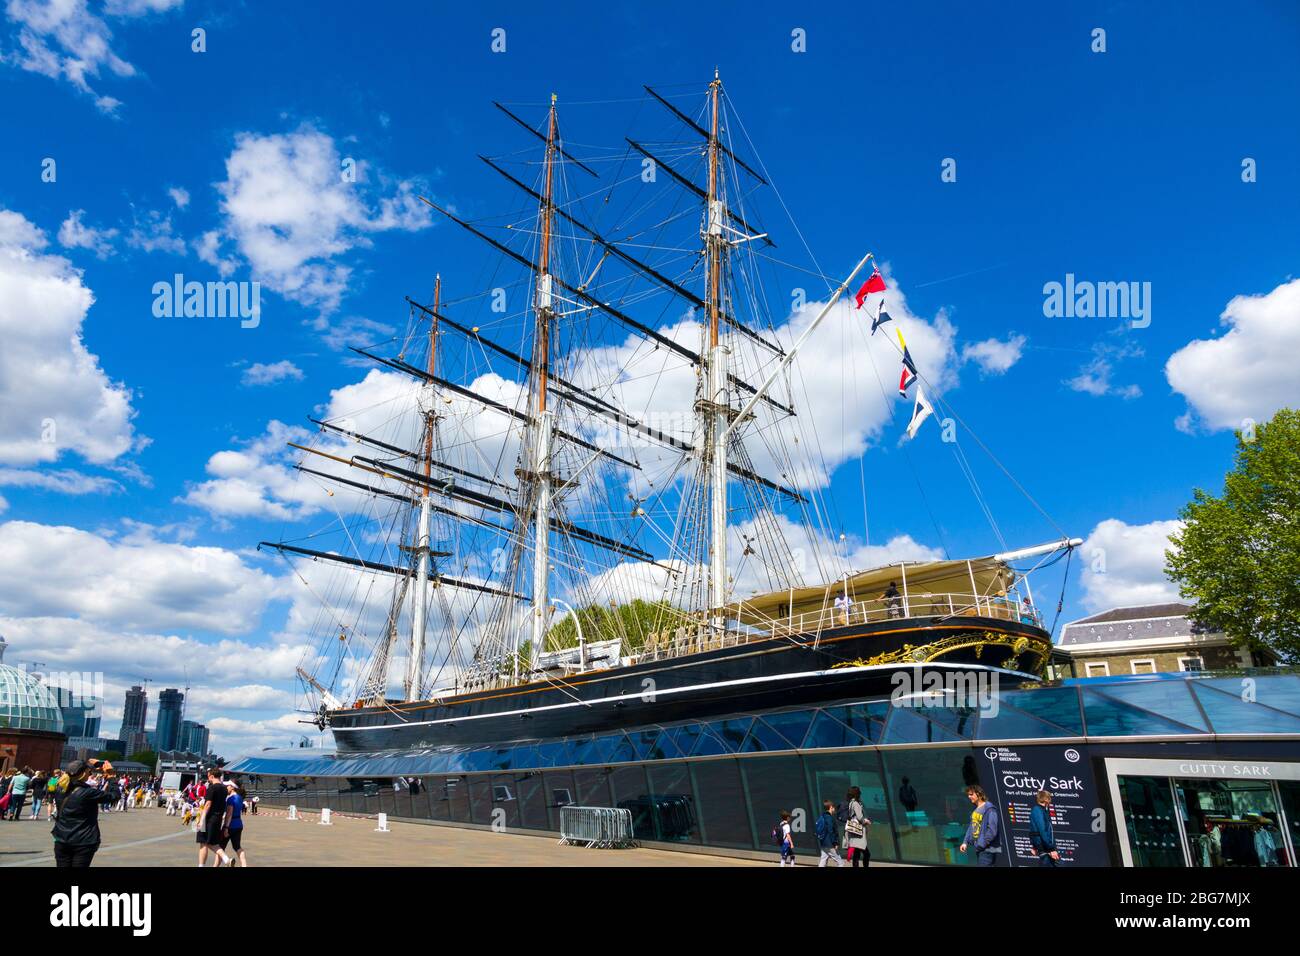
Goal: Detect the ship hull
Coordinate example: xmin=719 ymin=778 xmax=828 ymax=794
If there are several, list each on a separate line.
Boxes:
xmin=327 ymin=616 xmax=1049 ymax=751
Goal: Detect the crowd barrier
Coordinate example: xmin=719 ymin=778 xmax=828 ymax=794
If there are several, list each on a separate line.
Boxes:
xmin=558 ymin=805 xmax=636 ymax=848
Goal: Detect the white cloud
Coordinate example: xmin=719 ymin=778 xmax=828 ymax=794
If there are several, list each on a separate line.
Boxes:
xmin=0 ymin=519 xmax=278 ymax=634
xmin=1165 ymin=277 xmax=1300 ymax=432
xmin=57 ymin=209 xmax=118 ymax=258
xmin=1065 ymin=335 xmax=1143 ymax=399
xmin=2 ymin=0 xmax=182 ymax=112
xmin=123 ymin=205 xmax=186 ymax=254
xmin=210 ymin=126 xmax=432 ymax=314
xmin=962 ymin=333 xmax=1025 ymax=376
xmin=0 ymin=466 xmax=121 ymax=494
xmin=0 ymin=207 xmax=140 ymax=466
xmin=241 ymin=360 xmax=303 ymax=387
xmin=1078 ymin=517 xmax=1183 ymax=613
xmin=166 ymin=186 xmax=190 ymax=209
xmin=180 ymin=419 xmax=329 ymax=521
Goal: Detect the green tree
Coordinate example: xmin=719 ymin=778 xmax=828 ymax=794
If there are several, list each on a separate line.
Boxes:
xmin=1166 ymin=408 xmax=1300 ymax=662
xmin=97 ymin=750 xmax=123 ymax=762
xmin=545 ymin=598 xmax=678 ymax=654
xmin=129 ymin=749 xmax=158 ymax=769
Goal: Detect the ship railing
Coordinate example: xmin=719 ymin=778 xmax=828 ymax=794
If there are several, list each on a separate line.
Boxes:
xmin=558 ymin=805 xmax=636 ymax=849
xmin=761 ymin=592 xmax=1043 ymax=640
xmin=630 ymin=592 xmax=1041 ymax=664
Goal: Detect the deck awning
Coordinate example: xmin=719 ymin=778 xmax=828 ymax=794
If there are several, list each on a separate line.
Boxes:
xmin=724 ymin=556 xmax=1016 ymax=626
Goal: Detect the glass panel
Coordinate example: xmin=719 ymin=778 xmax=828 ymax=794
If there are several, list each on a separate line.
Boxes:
xmin=644 ymin=730 xmax=682 ymax=761
xmin=646 ymin=761 xmax=700 ymax=844
xmin=516 ymin=772 xmax=548 ymax=830
xmin=609 ymin=766 xmax=654 ymax=840
xmin=629 ymin=729 xmax=662 ymax=762
xmin=803 ymin=710 xmax=870 ymax=750
xmin=803 ymin=750 xmax=896 ymax=863
xmin=1192 ymin=681 xmax=1300 ymax=735
xmin=594 ymin=734 xmax=636 ymax=765
xmin=821 ymin=703 xmax=886 ymax=742
xmin=444 ymin=776 xmax=470 ymax=823
xmin=742 ymin=755 xmax=813 ymax=857
xmin=1082 ymin=686 xmax=1207 ymax=736
xmin=426 ymin=777 xmax=452 ymax=822
xmin=707 ymin=717 xmax=753 ymax=753
xmin=690 ymin=758 xmax=753 ymax=850
xmin=975 ymin=695 xmax=1081 ymax=740
xmin=1117 ymin=775 xmax=1184 ymax=867
xmin=569 ymin=737 xmax=603 ymax=766
xmin=574 ymin=768 xmax=613 ymax=807
xmin=759 ymin=710 xmax=816 ymax=750
xmin=740 ymin=717 xmax=798 ymax=753
xmin=880 ymin=707 xmax=966 ymax=745
xmin=534 ymin=741 xmax=570 ymax=768
xmin=489 ymin=773 xmax=520 ymax=830
xmin=1175 ymin=778 xmax=1286 ymax=867
xmin=541 ymin=770 xmax=576 ymax=830
xmin=467 ymin=777 xmax=493 ymax=824
xmin=881 ymin=748 xmax=985 ymax=865
xmin=993 ymin=687 xmax=1084 ymax=735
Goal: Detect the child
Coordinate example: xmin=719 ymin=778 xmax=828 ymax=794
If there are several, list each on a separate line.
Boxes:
xmin=775 ymin=810 xmax=796 ymax=866
xmin=815 ymin=800 xmax=846 ymax=867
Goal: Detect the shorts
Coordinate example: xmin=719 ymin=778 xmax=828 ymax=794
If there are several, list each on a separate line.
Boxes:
xmin=199 ymin=819 xmax=224 ymax=845
xmin=226 ymin=828 xmax=242 ymax=852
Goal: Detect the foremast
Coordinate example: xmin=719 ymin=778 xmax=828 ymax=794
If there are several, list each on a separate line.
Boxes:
xmin=703 ymin=71 xmax=730 ymax=629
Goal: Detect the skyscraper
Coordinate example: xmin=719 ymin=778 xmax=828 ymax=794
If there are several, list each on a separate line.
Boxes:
xmin=156 ymin=688 xmax=184 ymax=751
xmin=118 ymin=685 xmax=147 ymax=742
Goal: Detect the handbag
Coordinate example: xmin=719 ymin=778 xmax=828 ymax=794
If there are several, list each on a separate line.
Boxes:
xmin=845 ymin=817 xmax=865 ymax=838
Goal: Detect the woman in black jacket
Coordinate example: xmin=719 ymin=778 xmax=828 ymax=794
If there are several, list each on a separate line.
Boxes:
xmin=51 ymin=759 xmax=120 ymax=867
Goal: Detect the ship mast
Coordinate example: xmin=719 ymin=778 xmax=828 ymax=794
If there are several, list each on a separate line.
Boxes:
xmin=405 ymin=273 xmax=441 ymax=700
xmin=526 ymin=95 xmax=560 ymax=671
xmin=703 ymin=70 xmax=729 ymax=627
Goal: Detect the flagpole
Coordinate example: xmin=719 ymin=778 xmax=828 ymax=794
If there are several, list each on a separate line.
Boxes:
xmin=721 ymin=250 xmax=874 ymax=444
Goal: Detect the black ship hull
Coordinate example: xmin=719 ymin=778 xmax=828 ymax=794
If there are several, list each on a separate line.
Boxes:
xmin=327 ymin=616 xmax=1050 ymax=750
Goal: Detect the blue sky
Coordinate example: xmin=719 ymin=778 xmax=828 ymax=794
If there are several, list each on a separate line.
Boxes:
xmin=1 ymin=1 xmax=1297 ymax=754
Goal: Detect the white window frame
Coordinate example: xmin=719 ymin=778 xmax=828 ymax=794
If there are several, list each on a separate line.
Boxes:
xmin=1085 ymin=661 xmax=1111 ymax=677
xmin=1178 ymin=655 xmax=1204 ymax=672
xmin=1129 ymin=658 xmax=1157 ymax=675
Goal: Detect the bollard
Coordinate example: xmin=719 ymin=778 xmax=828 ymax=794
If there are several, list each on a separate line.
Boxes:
xmin=319 ymin=807 xmax=332 ymax=825
xmin=287 ymin=804 xmax=298 ymax=820
xmin=375 ymin=812 xmax=390 ymax=832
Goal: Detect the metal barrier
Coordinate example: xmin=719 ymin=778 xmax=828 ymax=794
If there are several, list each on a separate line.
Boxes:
xmin=558 ymin=806 xmax=636 ymax=849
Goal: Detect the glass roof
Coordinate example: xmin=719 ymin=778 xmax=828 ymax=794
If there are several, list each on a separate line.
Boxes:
xmin=0 ymin=664 xmax=63 ymax=733
xmin=227 ymin=671 xmax=1300 ymax=779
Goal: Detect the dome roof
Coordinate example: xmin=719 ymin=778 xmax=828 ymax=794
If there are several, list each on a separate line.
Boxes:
xmin=0 ymin=662 xmax=63 ymax=734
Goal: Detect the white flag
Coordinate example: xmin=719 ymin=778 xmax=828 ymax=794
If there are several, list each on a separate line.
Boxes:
xmin=906 ymin=386 xmax=934 ymax=440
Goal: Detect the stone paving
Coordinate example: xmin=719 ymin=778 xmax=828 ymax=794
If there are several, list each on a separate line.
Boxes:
xmin=0 ymin=806 xmax=764 ymax=867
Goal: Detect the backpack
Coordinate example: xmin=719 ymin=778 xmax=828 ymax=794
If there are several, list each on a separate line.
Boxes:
xmin=771 ymin=822 xmax=785 ymax=846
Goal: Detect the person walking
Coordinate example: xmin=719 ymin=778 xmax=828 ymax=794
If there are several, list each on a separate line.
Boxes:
xmin=0 ymin=768 xmax=14 ymax=819
xmin=815 ymin=800 xmax=846 ymax=867
xmin=221 ymin=781 xmax=249 ymax=867
xmin=6 ymin=766 xmax=32 ymax=820
xmin=775 ymin=810 xmax=796 ymax=867
xmin=50 ymin=759 xmax=120 ymax=867
xmin=1029 ymin=790 xmax=1061 ymax=866
xmin=843 ymin=785 xmax=871 ymax=867
xmin=196 ymin=768 xmax=232 ymax=867
xmin=27 ymin=770 xmax=49 ymax=820
xmin=958 ymin=785 xmax=1003 ymax=866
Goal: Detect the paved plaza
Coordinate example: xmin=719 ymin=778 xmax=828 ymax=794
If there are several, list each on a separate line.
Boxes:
xmin=0 ymin=807 xmax=763 ymax=867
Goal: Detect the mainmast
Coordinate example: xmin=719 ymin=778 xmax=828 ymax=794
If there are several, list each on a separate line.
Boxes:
xmin=527 ymin=95 xmax=560 ymax=670
xmin=703 ymin=70 xmax=730 ymax=626
xmin=405 ymin=274 xmax=440 ymax=700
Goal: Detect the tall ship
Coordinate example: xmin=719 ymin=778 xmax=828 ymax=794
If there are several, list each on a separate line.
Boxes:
xmin=262 ymin=74 xmax=1080 ymax=753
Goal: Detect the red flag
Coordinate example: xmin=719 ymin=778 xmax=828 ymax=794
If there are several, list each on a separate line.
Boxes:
xmin=854 ymin=268 xmax=887 ymax=309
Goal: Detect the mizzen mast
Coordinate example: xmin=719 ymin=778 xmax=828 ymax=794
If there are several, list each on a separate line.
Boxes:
xmin=406 ymin=273 xmax=441 ymax=700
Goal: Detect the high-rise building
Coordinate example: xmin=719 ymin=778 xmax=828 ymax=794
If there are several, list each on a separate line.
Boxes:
xmin=118 ymin=685 xmax=147 ymax=741
xmin=178 ymin=719 xmax=209 ymax=755
xmin=156 ymin=688 xmax=183 ymax=751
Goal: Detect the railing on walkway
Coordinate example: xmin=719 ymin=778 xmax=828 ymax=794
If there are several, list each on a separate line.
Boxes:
xmin=634 ymin=592 xmax=1043 ymax=663
xmin=558 ymin=805 xmax=636 ymax=849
